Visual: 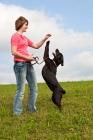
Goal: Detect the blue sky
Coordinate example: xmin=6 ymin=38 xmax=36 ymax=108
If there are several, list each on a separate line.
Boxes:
xmin=0 ymin=0 xmax=93 ymax=84
xmin=1 ymin=0 xmax=93 ymax=32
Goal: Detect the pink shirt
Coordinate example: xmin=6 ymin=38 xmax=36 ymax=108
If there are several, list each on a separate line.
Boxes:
xmin=11 ymin=32 xmax=33 ymax=62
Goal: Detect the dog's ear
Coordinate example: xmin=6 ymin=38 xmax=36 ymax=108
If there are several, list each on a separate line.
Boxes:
xmin=57 ymin=58 xmax=64 ymax=66
xmin=59 ymin=54 xmax=64 ymax=66
xmin=61 ymin=61 xmax=64 ymax=66
xmin=60 ymin=57 xmax=64 ymax=66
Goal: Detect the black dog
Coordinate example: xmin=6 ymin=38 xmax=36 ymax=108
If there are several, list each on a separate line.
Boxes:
xmin=42 ymin=41 xmax=66 ymax=110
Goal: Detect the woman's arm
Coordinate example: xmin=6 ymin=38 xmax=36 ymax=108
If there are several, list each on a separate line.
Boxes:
xmin=11 ymin=46 xmax=35 ymax=61
xmin=31 ymin=34 xmax=51 ymax=49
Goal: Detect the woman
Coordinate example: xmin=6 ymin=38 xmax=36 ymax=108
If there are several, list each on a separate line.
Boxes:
xmin=11 ymin=16 xmax=51 ymax=115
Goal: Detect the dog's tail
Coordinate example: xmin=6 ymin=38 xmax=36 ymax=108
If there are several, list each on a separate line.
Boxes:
xmin=62 ymin=90 xmax=66 ymax=94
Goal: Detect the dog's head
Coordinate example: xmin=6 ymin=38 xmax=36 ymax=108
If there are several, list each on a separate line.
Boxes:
xmin=52 ymin=49 xmax=64 ymax=66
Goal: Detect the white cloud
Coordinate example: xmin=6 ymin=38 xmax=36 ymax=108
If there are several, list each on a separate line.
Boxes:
xmin=73 ymin=51 xmax=93 ymax=67
xmin=0 ymin=73 xmax=15 ymax=84
xmin=0 ymin=2 xmax=93 ymax=84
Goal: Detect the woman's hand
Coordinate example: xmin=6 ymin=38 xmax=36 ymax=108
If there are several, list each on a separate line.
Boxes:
xmin=44 ymin=34 xmax=51 ymax=40
xmin=31 ymin=34 xmax=52 ymax=49
xmin=27 ymin=54 xmax=35 ymax=61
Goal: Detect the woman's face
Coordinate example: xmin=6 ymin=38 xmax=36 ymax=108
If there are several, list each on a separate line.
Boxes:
xmin=21 ymin=22 xmax=28 ymax=32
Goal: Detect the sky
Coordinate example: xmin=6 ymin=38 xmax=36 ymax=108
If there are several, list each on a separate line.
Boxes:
xmin=0 ymin=0 xmax=93 ymax=84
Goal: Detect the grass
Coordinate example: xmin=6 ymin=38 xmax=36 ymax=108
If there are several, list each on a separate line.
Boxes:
xmin=0 ymin=81 xmax=93 ymax=140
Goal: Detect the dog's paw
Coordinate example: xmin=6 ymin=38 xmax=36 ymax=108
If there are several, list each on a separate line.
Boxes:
xmin=59 ymin=107 xmax=63 ymax=111
xmin=46 ymin=40 xmax=50 ymax=45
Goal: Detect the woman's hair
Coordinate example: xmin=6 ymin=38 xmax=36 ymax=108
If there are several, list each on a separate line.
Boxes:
xmin=15 ymin=16 xmax=28 ymax=31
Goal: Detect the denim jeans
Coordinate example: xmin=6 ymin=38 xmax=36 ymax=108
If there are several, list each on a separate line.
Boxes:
xmin=13 ymin=62 xmax=38 ymax=115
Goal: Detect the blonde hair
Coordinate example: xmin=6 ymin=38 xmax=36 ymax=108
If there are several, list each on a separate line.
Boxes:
xmin=15 ymin=16 xmax=28 ymax=31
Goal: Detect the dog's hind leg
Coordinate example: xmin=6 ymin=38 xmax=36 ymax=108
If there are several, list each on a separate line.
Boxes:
xmin=52 ymin=92 xmax=62 ymax=110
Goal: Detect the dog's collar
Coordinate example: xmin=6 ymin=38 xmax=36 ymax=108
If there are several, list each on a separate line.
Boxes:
xmin=53 ymin=60 xmax=57 ymax=67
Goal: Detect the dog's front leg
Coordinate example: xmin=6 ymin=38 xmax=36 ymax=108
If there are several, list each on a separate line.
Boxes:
xmin=43 ymin=41 xmax=50 ymax=59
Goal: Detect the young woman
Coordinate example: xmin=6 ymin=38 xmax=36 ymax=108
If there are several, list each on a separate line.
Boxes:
xmin=11 ymin=16 xmax=51 ymax=115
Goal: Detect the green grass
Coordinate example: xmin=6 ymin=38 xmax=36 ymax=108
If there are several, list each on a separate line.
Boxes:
xmin=0 ymin=81 xmax=93 ymax=140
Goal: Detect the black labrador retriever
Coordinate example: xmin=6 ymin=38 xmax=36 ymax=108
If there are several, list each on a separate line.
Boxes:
xmin=42 ymin=41 xmax=66 ymax=110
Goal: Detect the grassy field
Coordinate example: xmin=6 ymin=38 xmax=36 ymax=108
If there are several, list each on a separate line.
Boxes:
xmin=0 ymin=81 xmax=93 ymax=140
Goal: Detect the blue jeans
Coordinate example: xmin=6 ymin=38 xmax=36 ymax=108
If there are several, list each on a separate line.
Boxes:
xmin=13 ymin=62 xmax=38 ymax=115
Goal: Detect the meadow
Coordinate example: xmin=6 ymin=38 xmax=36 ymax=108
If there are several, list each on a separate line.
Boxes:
xmin=0 ymin=81 xmax=93 ymax=140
